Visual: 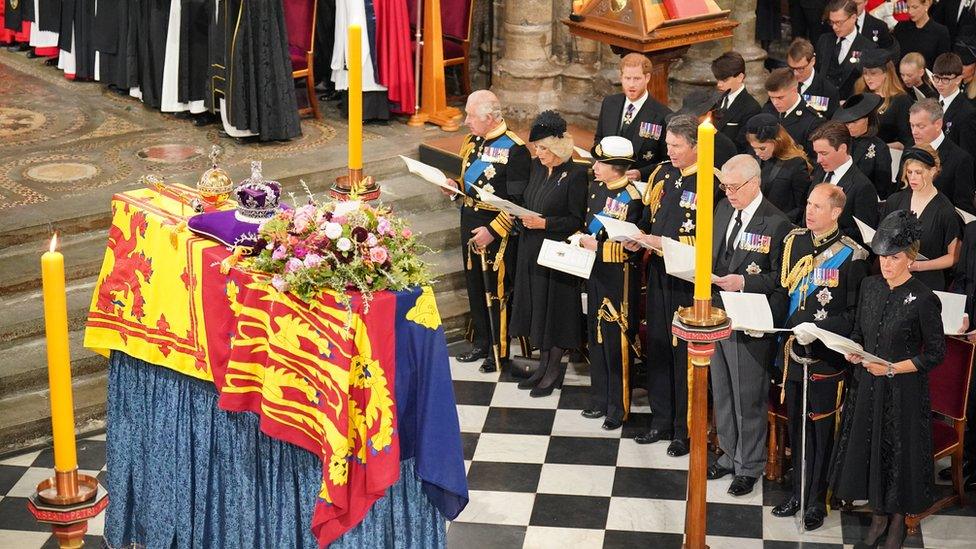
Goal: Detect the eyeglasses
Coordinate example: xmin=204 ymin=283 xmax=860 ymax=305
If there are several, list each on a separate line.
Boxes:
xmin=827 ymin=14 xmax=853 ymax=28
xmin=932 ymin=74 xmax=961 ymax=83
xmin=718 ymin=176 xmax=758 ymax=193
xmin=787 ymin=60 xmax=811 ymax=73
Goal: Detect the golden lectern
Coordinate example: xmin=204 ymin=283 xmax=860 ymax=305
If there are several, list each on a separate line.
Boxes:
xmin=564 ymin=0 xmax=737 ymax=104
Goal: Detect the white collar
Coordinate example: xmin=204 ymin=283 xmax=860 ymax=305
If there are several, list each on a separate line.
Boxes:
xmin=830 ymin=157 xmax=854 ymax=183
xmin=785 ymin=95 xmax=803 ymax=115
xmin=626 ymin=91 xmax=649 ymax=111
xmin=931 ymin=132 xmax=946 ymax=149
xmin=725 ymin=85 xmax=745 ymax=106
xmin=941 ymin=87 xmax=961 ymax=110
xmin=801 ymin=69 xmax=816 ymax=92
xmin=740 ymin=191 xmax=764 ymax=219
xmin=857 ymin=11 xmax=866 ymax=30
xmin=841 ymin=28 xmax=858 ymax=43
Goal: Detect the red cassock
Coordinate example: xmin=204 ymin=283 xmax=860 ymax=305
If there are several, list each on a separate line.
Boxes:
xmin=375 ymin=0 xmax=415 ymax=115
xmin=0 ymin=2 xmax=31 ymax=45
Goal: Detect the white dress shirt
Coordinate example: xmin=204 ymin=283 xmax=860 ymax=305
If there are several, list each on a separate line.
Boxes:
xmin=800 ymin=70 xmax=817 ymax=95
xmin=836 ymin=28 xmax=858 ymax=64
xmin=721 ymin=84 xmax=745 ymax=109
xmin=940 ymin=87 xmax=962 ymax=112
xmin=931 ymin=131 xmax=947 ymax=150
xmin=826 ymin=157 xmax=854 ymax=184
xmin=621 ymin=91 xmax=649 ymax=126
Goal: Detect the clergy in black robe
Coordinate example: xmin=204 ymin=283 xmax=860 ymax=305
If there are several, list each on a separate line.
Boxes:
xmin=3 ymin=0 xmax=26 ymax=32
xmin=178 ymin=0 xmax=211 ymax=106
xmin=510 ymin=111 xmax=587 ymax=396
xmin=93 ymin=0 xmax=135 ymax=91
xmin=58 ymin=0 xmax=96 ymax=79
xmin=881 ymin=146 xmax=963 ymax=291
xmin=830 ymin=211 xmax=946 ymax=547
xmin=132 ymin=0 xmax=169 ymax=108
xmin=209 ymin=0 xmax=301 ymax=140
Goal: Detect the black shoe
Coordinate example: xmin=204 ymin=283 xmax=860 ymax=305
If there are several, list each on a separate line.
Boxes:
xmin=771 ymin=497 xmax=800 ymax=517
xmin=667 ymin=438 xmax=690 ymax=457
xmin=517 ymin=361 xmax=548 ymax=389
xmin=45 ymin=57 xmax=58 ymax=66
xmin=727 ymin=475 xmax=758 ymax=496
xmin=707 ymin=463 xmax=734 ymax=480
xmin=479 ymin=356 xmax=497 ymax=373
xmin=192 ymin=112 xmax=218 ymax=127
xmin=529 ymin=362 xmax=566 ymax=397
xmin=26 ymin=50 xmax=40 ymax=58
xmin=634 ymin=428 xmax=673 ymax=445
xmin=581 ymin=409 xmax=606 ymax=419
xmin=457 ymin=347 xmax=488 ymax=363
xmin=803 ymin=507 xmax=826 ymax=531
xmin=602 ymin=418 xmax=622 ymax=430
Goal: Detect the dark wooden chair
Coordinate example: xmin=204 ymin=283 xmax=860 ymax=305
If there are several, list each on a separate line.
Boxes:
xmin=906 ymin=336 xmax=975 ymax=534
xmin=283 ymin=0 xmax=320 ymax=119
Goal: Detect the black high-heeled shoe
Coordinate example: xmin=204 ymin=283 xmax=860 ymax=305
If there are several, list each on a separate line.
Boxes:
xmin=854 ymin=513 xmax=889 ymax=549
xmin=518 ymin=350 xmax=549 ymax=390
xmin=530 ymin=361 xmax=566 ymax=397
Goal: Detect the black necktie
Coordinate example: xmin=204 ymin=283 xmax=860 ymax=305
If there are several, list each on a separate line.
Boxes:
xmin=720 ymin=92 xmax=729 ymax=111
xmin=823 ymin=171 xmax=834 ymax=184
xmin=724 ymin=210 xmax=743 ymax=261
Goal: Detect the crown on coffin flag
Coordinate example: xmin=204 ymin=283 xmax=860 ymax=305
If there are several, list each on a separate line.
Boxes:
xmin=235 ymin=161 xmax=282 ymax=222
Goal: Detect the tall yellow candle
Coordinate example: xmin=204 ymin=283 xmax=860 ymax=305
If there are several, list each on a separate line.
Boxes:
xmin=694 ymin=117 xmax=715 ymax=302
xmin=348 ymin=25 xmax=363 ymax=171
xmin=41 ymin=234 xmax=78 ymax=472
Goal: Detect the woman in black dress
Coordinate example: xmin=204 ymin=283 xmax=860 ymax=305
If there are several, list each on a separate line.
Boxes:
xmin=881 ymin=145 xmax=961 ymax=290
xmin=833 ymin=93 xmax=894 ymax=199
xmin=510 ymin=111 xmax=588 ymax=397
xmin=830 ymin=209 xmax=946 ymax=549
xmin=892 ymin=0 xmax=951 ymax=69
xmin=854 ymin=48 xmax=914 ymax=148
xmin=745 ymin=113 xmax=812 ymax=224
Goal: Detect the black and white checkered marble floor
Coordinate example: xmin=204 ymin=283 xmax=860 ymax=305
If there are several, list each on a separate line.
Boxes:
xmin=1 ymin=357 xmax=975 ymax=548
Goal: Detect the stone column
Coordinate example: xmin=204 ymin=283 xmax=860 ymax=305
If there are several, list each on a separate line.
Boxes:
xmin=668 ymin=0 xmax=768 ymax=107
xmin=492 ymin=0 xmax=563 ymax=124
xmin=731 ymin=0 xmax=769 ymax=101
xmin=557 ymin=0 xmax=601 ymax=127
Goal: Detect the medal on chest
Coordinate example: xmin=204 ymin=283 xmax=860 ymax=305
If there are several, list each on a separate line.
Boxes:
xmin=481 ymin=146 xmax=510 ymax=164
xmin=738 ymin=232 xmax=771 ymax=254
xmin=679 ymin=190 xmax=697 ymax=210
xmin=602 ymin=197 xmax=628 ymax=220
xmin=816 ymin=287 xmax=833 ymax=306
xmin=812 ymin=267 xmax=839 ymax=287
xmin=639 ymin=122 xmax=663 ymax=140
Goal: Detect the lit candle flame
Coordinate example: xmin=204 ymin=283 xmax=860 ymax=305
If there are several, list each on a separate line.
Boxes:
xmin=704 ymin=114 xmax=712 ymax=125
xmin=49 ymin=233 xmax=58 ymax=253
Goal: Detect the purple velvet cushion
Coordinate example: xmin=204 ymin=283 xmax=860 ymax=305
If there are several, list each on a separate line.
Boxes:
xmin=187 ymin=204 xmax=290 ymax=251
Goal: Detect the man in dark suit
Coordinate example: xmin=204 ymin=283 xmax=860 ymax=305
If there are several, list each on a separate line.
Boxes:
xmin=853 ymin=0 xmax=898 ymax=56
xmin=593 ymin=52 xmax=673 ymax=181
xmin=708 ymin=154 xmax=792 ymax=498
xmin=712 ymin=51 xmax=762 ymax=152
xmin=815 ymin=0 xmax=879 ymax=98
xmin=790 ymin=0 xmax=829 ymax=44
xmin=906 ymin=98 xmax=976 ymax=213
xmin=808 ymin=121 xmax=880 ymax=242
xmin=788 ymin=38 xmax=841 ymax=119
xmin=932 ymin=53 xmax=976 ymax=154
xmin=762 ymin=68 xmax=825 ymax=159
xmin=931 ymin=0 xmax=976 ymax=42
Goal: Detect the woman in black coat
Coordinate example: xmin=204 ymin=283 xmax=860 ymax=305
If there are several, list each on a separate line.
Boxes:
xmin=854 ymin=48 xmax=914 ymax=148
xmin=829 ymin=210 xmax=947 ymax=549
xmin=745 ymin=113 xmax=812 ymax=224
xmin=510 ymin=111 xmax=588 ymax=396
xmin=833 ymin=93 xmax=894 ymax=199
xmin=880 ymin=145 xmax=961 ymax=290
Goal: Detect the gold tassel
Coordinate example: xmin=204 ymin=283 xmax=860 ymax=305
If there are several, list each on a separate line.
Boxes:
xmin=780 ymin=336 xmax=793 ymax=404
xmin=220 ymin=246 xmax=248 ymax=274
xmin=168 ymin=220 xmax=187 ymax=248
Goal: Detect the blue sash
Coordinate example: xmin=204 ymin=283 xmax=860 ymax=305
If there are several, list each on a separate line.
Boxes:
xmin=463 ymin=134 xmax=515 ymax=194
xmin=788 ymin=246 xmax=852 ymax=317
xmin=588 ymin=189 xmax=633 ymax=235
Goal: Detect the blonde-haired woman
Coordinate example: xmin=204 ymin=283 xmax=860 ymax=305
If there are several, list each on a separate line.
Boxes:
xmin=880 ymin=144 xmax=961 ymax=290
xmin=510 ymin=110 xmax=588 ymax=396
xmin=854 ymin=48 xmax=913 ymax=148
xmin=744 ymin=113 xmax=812 ymax=224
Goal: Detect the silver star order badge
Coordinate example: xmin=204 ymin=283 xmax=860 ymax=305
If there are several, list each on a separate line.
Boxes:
xmin=816 ymin=287 xmax=832 ymax=306
xmin=814 ymin=308 xmax=828 ymax=321
xmin=681 ymin=218 xmax=695 ymax=233
xmin=865 ymin=143 xmax=876 ymax=159
xmin=905 ymin=293 xmax=916 ymax=305
xmin=643 ymin=151 xmax=653 ymax=160
xmin=483 ymin=165 xmax=497 ymax=181
xmin=746 ymin=262 xmax=761 ymax=275
xmin=674 ymin=176 xmax=683 ymax=189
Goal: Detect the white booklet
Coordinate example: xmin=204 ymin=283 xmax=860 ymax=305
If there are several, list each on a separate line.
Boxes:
xmin=801 ymin=324 xmax=891 ymax=366
xmin=573 ymin=146 xmax=593 ymax=160
xmin=957 ymin=207 xmax=976 ymax=225
xmin=662 ymin=237 xmax=717 ymax=283
xmin=594 ymin=215 xmax=657 ymax=250
xmin=399 ymin=155 xmax=464 ymax=196
xmin=474 ymin=186 xmax=542 ymax=218
xmin=934 ymin=290 xmax=968 ymax=335
xmin=720 ymin=292 xmax=791 ymax=333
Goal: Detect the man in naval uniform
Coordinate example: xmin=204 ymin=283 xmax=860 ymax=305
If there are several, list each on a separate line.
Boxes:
xmin=442 ymin=90 xmax=531 ymax=373
xmin=770 ymin=183 xmax=869 ymax=530
xmin=707 ymin=155 xmax=793 ymax=498
xmin=762 ymin=68 xmax=825 ymax=160
xmin=630 ymin=114 xmax=720 ymax=456
xmin=578 ymin=136 xmax=644 ymax=431
xmin=593 ymin=52 xmax=673 ymax=181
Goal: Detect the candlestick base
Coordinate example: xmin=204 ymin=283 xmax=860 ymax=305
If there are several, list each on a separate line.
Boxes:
xmin=29 ymin=470 xmax=108 ymax=549
xmin=407 ymin=112 xmax=429 ymax=127
xmin=330 ymin=169 xmax=381 ymax=201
